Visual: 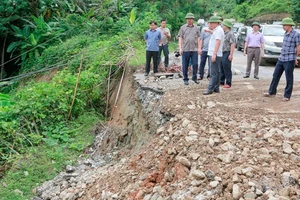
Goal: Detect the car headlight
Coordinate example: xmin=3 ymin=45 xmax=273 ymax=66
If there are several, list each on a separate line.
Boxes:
xmin=264 ymin=40 xmax=276 ymax=46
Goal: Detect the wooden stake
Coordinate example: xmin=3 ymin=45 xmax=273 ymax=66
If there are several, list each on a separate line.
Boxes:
xmin=68 ymin=49 xmax=85 ymax=120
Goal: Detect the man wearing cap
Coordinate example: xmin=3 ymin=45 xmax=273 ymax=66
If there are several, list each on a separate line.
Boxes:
xmin=203 ymin=16 xmax=224 ymax=95
xmin=264 ymin=18 xmax=300 ymax=101
xmin=220 ymin=19 xmax=236 ymax=88
xmin=157 ymin=19 xmax=171 ymax=71
xmin=243 ymin=22 xmax=264 ymax=79
xmin=178 ymin=13 xmax=201 ymax=85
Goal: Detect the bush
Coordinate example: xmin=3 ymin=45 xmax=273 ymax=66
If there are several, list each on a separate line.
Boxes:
xmin=0 ymin=32 xmax=129 ymax=164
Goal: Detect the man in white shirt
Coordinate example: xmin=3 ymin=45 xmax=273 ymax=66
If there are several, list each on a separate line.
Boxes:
xmin=203 ymin=16 xmax=224 ymax=95
xmin=157 ymin=20 xmax=171 ymax=71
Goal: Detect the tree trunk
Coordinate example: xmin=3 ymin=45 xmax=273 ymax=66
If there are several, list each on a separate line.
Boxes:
xmin=1 ymin=35 xmax=7 ymax=80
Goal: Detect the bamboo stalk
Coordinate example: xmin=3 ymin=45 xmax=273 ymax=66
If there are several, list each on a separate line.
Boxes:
xmin=105 ymin=65 xmax=112 ymax=118
xmin=113 ymin=64 xmax=126 ymax=108
xmin=68 ymin=49 xmax=85 ymax=120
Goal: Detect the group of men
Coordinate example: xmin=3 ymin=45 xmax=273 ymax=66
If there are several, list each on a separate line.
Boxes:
xmin=144 ymin=13 xmax=300 ymax=100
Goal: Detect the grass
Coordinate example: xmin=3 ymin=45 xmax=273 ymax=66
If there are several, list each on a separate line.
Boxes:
xmin=0 ymin=112 xmax=101 ymax=200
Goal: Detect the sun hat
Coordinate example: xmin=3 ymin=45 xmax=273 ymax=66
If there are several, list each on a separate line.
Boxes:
xmin=208 ymin=16 xmax=221 ymax=23
xmin=185 ymin=13 xmax=195 ymax=19
xmin=252 ymin=22 xmax=260 ymax=27
xmin=222 ymin=19 xmax=232 ymax=28
xmin=281 ymin=18 xmax=295 ymax=26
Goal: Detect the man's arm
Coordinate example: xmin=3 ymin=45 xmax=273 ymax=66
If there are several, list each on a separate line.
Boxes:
xmin=296 ymin=44 xmax=300 ymax=66
xmin=261 ymin=43 xmax=265 ymax=57
xmin=198 ymin=37 xmax=201 ymax=55
xmin=166 ymin=29 xmax=171 ymax=39
xmin=197 ymin=29 xmax=201 ymax=55
xmin=228 ymin=33 xmax=236 ymax=61
xmin=228 ymin=43 xmax=235 ymax=61
xmin=243 ymin=42 xmax=248 ymax=56
xmin=158 ymin=32 xmax=162 ymax=44
xmin=212 ymin=39 xmax=221 ymax=62
xmin=199 ymin=39 xmax=203 ymax=55
xmin=179 ymin=37 xmax=183 ymax=55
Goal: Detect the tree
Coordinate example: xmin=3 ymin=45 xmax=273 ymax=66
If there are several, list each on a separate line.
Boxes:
xmin=7 ymin=15 xmax=59 ymax=69
xmin=291 ymin=0 xmax=300 ymax=23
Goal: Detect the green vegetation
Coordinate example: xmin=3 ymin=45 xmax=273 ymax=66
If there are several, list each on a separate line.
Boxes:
xmin=231 ymin=0 xmax=292 ymax=22
xmin=0 ymin=112 xmax=98 ymax=199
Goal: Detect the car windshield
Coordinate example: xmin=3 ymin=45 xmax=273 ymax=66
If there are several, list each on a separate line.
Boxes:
xmin=232 ymin=27 xmax=238 ymax=32
xmin=263 ymin=26 xmax=285 ymax=36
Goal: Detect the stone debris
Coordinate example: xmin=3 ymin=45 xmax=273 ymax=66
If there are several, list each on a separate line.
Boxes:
xmin=33 ymin=74 xmax=300 ymax=200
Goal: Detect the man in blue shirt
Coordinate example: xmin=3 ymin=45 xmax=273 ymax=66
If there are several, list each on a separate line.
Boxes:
xmin=144 ymin=21 xmax=161 ymax=76
xmin=264 ymin=18 xmax=300 ymax=101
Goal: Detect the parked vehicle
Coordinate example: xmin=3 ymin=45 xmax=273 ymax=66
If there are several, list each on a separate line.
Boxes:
xmin=232 ymin=23 xmax=244 ymax=48
xmin=236 ymin=26 xmax=253 ymax=51
xmin=260 ymin=25 xmax=285 ymax=65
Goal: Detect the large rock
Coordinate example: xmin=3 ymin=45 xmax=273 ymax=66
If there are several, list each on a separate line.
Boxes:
xmin=205 ymin=170 xmax=215 ymax=181
xmin=176 ymin=156 xmax=191 ymax=168
xmin=282 ymin=142 xmax=294 ymax=154
xmin=191 ymin=170 xmax=206 ymax=180
xmin=66 ymin=165 xmax=76 ymax=173
xmin=232 ymin=184 xmax=242 ymax=200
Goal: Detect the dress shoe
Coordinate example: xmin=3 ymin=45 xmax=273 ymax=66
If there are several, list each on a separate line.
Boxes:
xmin=243 ymin=75 xmax=249 ymax=78
xmin=193 ymin=79 xmax=200 ymax=84
xmin=184 ymin=81 xmax=189 ymax=85
xmin=263 ymin=93 xmax=275 ymax=97
xmin=203 ymin=90 xmax=213 ymax=95
xmin=254 ymin=76 xmax=259 ymax=79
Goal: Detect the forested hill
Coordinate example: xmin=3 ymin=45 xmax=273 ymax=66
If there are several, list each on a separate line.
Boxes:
xmin=1 ymin=0 xmax=298 ymax=77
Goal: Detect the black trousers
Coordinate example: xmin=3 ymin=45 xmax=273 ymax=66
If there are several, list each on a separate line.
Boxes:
xmin=145 ymin=51 xmax=159 ymax=74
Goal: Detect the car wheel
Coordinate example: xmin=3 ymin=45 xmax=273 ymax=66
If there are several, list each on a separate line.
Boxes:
xmin=260 ymin=58 xmax=267 ymax=66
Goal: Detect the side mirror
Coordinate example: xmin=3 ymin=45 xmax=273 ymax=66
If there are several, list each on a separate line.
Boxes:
xmin=240 ymin=31 xmax=246 ymax=35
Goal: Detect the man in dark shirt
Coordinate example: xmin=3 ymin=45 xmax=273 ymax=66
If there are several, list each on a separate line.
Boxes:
xmin=264 ymin=18 xmax=300 ymax=101
xmin=220 ymin=19 xmax=236 ymax=88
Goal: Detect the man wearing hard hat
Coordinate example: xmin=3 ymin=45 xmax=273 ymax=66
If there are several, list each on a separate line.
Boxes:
xmin=264 ymin=18 xmax=300 ymax=101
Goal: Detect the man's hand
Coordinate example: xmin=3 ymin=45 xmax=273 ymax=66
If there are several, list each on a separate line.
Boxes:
xmin=243 ymin=51 xmax=246 ymax=56
xmin=228 ymin=55 xmax=233 ymax=61
xmin=261 ymin=52 xmax=265 ymax=57
xmin=204 ymin=29 xmax=213 ymax=34
xmin=296 ymin=59 xmax=299 ymax=66
xmin=198 ymin=48 xmax=202 ymax=55
xmin=212 ymin=55 xmax=216 ymax=63
xmin=179 ymin=49 xmax=183 ymax=55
